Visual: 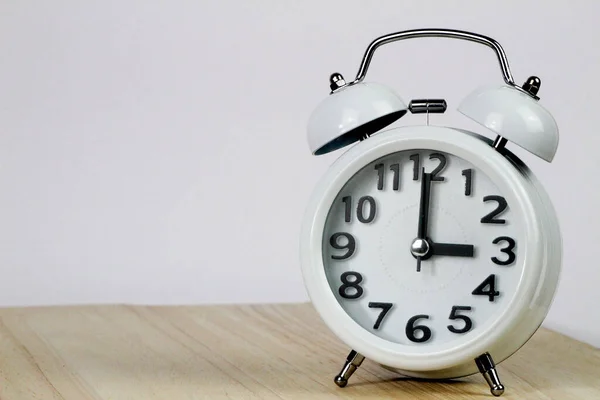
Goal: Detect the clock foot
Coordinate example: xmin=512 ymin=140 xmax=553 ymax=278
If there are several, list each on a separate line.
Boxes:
xmin=334 ymin=350 xmax=365 ymax=388
xmin=475 ymin=352 xmax=505 ymax=397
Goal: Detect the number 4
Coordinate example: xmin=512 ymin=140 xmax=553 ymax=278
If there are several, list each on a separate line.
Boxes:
xmin=472 ymin=274 xmax=500 ymax=302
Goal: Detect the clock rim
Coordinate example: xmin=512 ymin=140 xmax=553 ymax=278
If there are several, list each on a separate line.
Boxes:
xmin=300 ymin=125 xmax=560 ymax=374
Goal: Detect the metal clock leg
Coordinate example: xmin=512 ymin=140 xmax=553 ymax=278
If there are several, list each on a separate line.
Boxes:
xmin=475 ymin=352 xmax=505 ymax=397
xmin=334 ymin=350 xmax=365 ymax=387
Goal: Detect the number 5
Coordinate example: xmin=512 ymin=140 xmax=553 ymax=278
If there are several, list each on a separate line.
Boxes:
xmin=447 ymin=306 xmax=473 ymax=334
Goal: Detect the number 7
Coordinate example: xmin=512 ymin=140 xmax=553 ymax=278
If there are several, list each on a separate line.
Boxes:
xmin=368 ymin=302 xmax=393 ymax=330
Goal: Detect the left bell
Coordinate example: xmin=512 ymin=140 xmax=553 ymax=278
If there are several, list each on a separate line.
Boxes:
xmin=307 ymin=75 xmax=408 ymax=155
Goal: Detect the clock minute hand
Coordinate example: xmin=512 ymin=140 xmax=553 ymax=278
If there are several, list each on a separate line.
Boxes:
xmin=415 ymin=169 xmax=432 ymax=272
xmin=430 ymin=242 xmax=475 ymax=257
xmin=417 ymin=169 xmax=432 ymax=239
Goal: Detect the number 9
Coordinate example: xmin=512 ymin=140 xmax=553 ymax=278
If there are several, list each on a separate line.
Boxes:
xmin=330 ymin=233 xmax=356 ymax=260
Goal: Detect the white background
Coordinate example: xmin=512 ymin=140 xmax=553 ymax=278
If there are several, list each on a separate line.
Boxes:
xmin=0 ymin=1 xmax=598 ymax=347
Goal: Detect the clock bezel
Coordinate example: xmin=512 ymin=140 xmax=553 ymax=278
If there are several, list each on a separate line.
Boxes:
xmin=300 ymin=125 xmax=559 ymax=375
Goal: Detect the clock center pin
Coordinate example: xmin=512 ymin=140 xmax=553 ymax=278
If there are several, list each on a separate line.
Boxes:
xmin=410 ymin=238 xmax=430 ymax=258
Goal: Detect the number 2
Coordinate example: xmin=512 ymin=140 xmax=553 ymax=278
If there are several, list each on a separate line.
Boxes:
xmin=429 ymin=153 xmax=446 ymax=181
xmin=410 ymin=153 xmax=446 ymax=181
xmin=481 ymin=195 xmax=508 ymax=224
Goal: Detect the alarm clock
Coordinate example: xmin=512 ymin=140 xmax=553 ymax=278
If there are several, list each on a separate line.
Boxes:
xmin=300 ymin=29 xmax=561 ymax=397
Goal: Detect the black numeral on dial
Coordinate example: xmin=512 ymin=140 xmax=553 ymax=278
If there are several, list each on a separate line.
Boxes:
xmin=364 ymin=306 xmax=475 ymax=341
xmin=341 ymin=196 xmax=377 ymax=223
xmin=492 ymin=236 xmax=516 ymax=265
xmin=462 ymin=169 xmax=473 ymax=196
xmin=405 ymin=314 xmax=432 ymax=343
xmin=447 ymin=306 xmax=473 ymax=334
xmin=481 ymin=195 xmax=508 ymax=224
xmin=429 ymin=153 xmax=447 ymax=181
xmin=357 ymin=196 xmax=376 ymax=223
xmin=390 ymin=163 xmax=400 ymax=190
xmin=472 ymin=274 xmax=500 ymax=302
xmin=329 ymin=233 xmax=356 ymax=260
xmin=375 ymin=163 xmax=400 ymax=191
xmin=410 ymin=154 xmax=420 ymax=180
xmin=368 ymin=302 xmax=393 ymax=330
xmin=375 ymin=163 xmax=385 ymax=190
xmin=410 ymin=153 xmax=446 ymax=181
xmin=339 ymin=272 xmax=363 ymax=299
xmin=342 ymin=196 xmax=352 ymax=223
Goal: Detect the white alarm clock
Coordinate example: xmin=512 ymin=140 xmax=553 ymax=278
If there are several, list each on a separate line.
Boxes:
xmin=300 ymin=29 xmax=561 ymax=397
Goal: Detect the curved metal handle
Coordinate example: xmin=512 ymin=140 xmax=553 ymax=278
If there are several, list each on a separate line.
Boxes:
xmin=352 ymin=28 xmax=515 ymax=86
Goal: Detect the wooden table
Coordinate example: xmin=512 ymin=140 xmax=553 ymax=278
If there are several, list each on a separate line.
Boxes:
xmin=0 ymin=303 xmax=597 ymax=399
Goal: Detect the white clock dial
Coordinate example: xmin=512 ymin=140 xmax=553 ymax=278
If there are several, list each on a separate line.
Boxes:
xmin=322 ymin=149 xmax=523 ymax=352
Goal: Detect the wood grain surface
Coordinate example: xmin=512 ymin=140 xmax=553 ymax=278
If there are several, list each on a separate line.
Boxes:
xmin=0 ymin=303 xmax=597 ymax=399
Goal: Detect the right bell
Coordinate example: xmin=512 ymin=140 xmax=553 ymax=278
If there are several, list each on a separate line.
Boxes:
xmin=458 ymin=78 xmax=559 ymax=162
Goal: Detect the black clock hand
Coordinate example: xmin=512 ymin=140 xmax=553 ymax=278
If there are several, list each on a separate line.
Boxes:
xmin=417 ymin=169 xmax=432 ymax=240
xmin=430 ymin=242 xmax=475 ymax=257
xmin=415 ymin=169 xmax=432 ymax=272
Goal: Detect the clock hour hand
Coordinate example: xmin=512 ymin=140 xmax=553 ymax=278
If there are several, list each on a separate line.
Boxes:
xmin=430 ymin=242 xmax=475 ymax=257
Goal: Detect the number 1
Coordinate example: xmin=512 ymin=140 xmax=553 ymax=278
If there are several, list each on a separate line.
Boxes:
xmin=462 ymin=169 xmax=472 ymax=196
xmin=410 ymin=154 xmax=420 ymax=181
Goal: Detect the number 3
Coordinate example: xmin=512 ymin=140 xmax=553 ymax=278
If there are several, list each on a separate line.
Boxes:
xmin=492 ymin=236 xmax=516 ymax=265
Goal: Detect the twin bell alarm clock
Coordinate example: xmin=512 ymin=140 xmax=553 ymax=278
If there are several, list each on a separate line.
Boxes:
xmin=299 ymin=29 xmax=561 ymax=397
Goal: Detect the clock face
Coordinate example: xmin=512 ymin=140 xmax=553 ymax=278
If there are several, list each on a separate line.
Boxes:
xmin=322 ymin=149 xmax=524 ymax=352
